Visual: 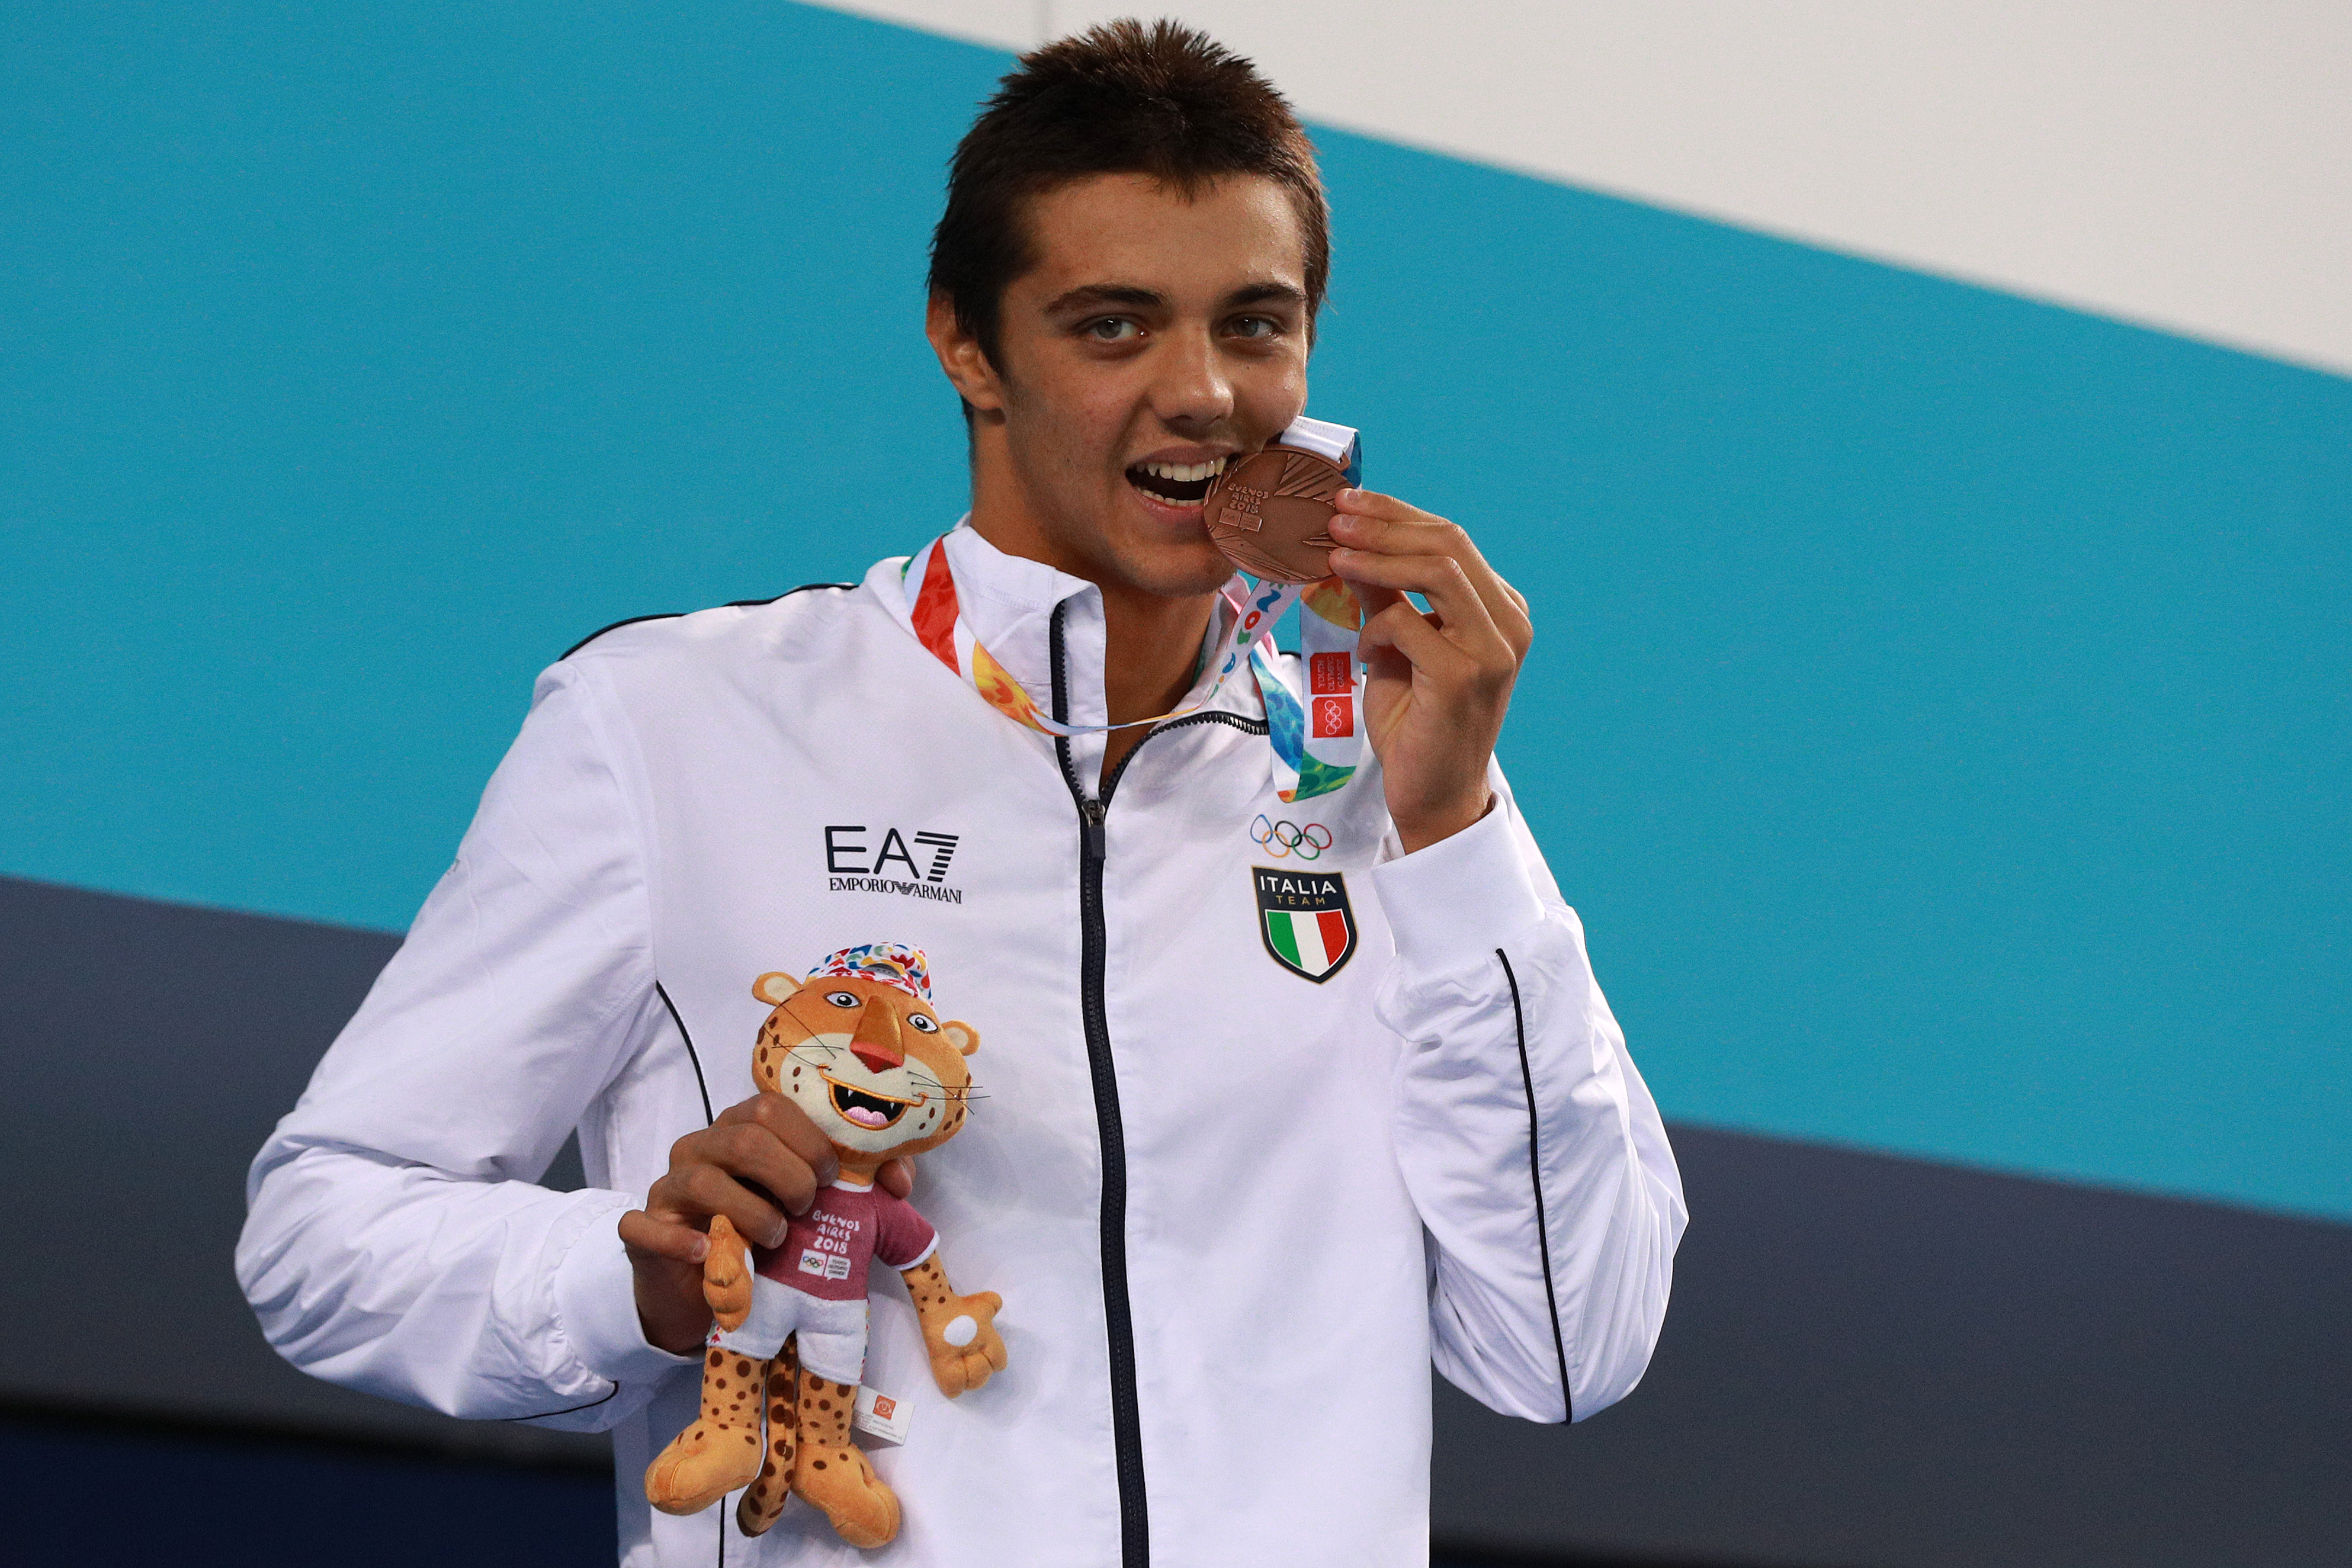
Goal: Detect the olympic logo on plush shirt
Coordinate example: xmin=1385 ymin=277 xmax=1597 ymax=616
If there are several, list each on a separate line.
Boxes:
xmin=1251 ymin=814 xmax=1334 ymax=860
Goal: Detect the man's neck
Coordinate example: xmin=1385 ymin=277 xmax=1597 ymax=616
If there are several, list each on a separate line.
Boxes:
xmin=967 ymin=458 xmax=1218 ymax=786
xmin=1092 ymin=581 xmax=1214 ymax=723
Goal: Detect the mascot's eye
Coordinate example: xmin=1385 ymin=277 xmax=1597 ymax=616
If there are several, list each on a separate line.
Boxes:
xmin=824 ymin=991 xmax=859 ymax=1008
xmin=906 ymin=1014 xmax=939 ymax=1034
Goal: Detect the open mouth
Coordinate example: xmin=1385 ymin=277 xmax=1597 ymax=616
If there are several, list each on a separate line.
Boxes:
xmin=824 ymin=1075 xmax=912 ymax=1130
xmin=1125 ymin=454 xmax=1234 ymax=507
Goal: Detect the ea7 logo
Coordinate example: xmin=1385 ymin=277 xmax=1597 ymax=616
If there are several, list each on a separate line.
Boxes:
xmin=826 ymin=825 xmax=964 ymax=905
xmin=827 ymin=825 xmax=958 ymax=881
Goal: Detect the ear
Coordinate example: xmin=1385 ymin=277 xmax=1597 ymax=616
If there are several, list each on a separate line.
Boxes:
xmin=941 ymin=1020 xmax=980 ymax=1058
xmin=926 ymin=293 xmax=1005 ymax=415
xmin=752 ymin=972 xmax=803 ymax=1006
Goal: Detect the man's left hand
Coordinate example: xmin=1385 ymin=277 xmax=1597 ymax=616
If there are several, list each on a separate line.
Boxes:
xmin=1326 ymin=490 xmax=1532 ymax=854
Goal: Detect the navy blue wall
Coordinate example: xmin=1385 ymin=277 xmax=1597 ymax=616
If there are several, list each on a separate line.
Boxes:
xmin=7 ymin=873 xmax=2347 ymax=1566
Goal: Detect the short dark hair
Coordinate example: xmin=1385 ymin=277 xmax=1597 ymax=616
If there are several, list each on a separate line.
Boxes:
xmin=928 ymin=18 xmax=1330 ymax=371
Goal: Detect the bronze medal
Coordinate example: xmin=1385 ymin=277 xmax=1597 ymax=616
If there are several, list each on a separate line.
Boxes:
xmin=1202 ymin=444 xmax=1349 ymax=584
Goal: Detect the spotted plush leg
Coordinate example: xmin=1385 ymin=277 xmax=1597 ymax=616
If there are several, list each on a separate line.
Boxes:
xmin=734 ymin=1335 xmax=800 ymax=1537
xmin=644 ymin=1216 xmax=766 ymax=1515
xmin=643 ymin=1341 xmax=768 ymax=1514
xmin=791 ymin=1367 xmax=901 ymax=1548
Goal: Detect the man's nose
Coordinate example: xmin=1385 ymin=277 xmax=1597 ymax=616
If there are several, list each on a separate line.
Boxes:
xmin=1153 ymin=325 xmax=1234 ymax=430
xmin=849 ymin=1004 xmax=904 ymax=1074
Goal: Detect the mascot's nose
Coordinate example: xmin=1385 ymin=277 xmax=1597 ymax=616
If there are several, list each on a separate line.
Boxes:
xmin=849 ymin=1003 xmax=904 ymax=1075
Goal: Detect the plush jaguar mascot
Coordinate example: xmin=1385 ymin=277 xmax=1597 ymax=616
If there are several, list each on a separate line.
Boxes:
xmin=644 ymin=943 xmax=1006 ymax=1547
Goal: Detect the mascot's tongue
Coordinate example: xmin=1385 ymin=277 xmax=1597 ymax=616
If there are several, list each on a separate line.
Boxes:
xmin=833 ymin=1081 xmax=901 ymax=1129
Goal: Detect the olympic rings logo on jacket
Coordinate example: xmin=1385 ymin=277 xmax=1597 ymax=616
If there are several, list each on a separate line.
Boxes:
xmin=1252 ymin=814 xmax=1334 ymax=860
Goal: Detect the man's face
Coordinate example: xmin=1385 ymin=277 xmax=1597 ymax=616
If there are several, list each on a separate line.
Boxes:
xmin=945 ymin=172 xmax=1313 ymax=598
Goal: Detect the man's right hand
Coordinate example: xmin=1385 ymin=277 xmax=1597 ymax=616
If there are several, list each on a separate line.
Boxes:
xmin=617 ymin=1092 xmax=910 ymax=1355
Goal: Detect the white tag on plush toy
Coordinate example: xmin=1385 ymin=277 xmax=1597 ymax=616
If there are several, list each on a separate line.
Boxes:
xmin=853 ymin=1384 xmax=912 ymax=1446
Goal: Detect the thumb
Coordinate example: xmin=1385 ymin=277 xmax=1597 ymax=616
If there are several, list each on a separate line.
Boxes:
xmin=880 ymin=1155 xmax=916 ymax=1199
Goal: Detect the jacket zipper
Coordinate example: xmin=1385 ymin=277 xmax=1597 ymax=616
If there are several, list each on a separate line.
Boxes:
xmin=1048 ymin=603 xmax=1265 ymax=1567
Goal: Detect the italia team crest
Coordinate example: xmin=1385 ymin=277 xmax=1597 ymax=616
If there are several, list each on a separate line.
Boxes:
xmin=1252 ymin=867 xmax=1356 ymax=982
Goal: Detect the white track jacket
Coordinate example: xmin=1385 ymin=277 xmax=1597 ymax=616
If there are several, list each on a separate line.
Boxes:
xmin=239 ymin=523 xmax=1686 ymax=1567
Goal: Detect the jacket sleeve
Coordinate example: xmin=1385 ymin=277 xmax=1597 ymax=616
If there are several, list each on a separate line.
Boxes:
xmin=1371 ymin=763 xmax=1687 ymax=1424
xmin=235 ymin=660 xmax=697 ymax=1432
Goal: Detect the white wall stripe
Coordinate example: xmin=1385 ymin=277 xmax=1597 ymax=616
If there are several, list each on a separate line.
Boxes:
xmin=824 ymin=0 xmax=2352 ymax=378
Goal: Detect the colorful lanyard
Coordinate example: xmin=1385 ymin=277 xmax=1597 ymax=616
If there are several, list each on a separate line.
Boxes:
xmin=1251 ymin=576 xmax=1364 ymax=804
xmin=902 ymin=524 xmax=1366 ymax=804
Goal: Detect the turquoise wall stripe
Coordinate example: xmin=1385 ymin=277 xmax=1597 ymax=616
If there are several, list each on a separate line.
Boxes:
xmin=5 ymin=2 xmax=2346 ymax=1219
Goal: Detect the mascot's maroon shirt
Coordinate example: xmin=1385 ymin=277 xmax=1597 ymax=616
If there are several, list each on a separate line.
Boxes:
xmin=751 ymin=1180 xmax=937 ymax=1303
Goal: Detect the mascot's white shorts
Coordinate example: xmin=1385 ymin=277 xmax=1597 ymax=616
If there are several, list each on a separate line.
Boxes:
xmin=713 ymin=1275 xmax=869 ymax=1384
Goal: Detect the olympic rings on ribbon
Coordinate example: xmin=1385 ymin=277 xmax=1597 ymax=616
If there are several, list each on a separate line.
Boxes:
xmin=1252 ymin=814 xmax=1334 ymax=860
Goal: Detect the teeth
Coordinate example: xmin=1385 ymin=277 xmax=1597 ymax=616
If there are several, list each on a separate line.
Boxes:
xmin=1139 ymin=456 xmax=1230 ymax=483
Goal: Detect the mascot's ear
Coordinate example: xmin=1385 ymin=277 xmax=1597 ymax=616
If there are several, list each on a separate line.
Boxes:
xmin=941 ymin=1020 xmax=980 ymax=1058
xmin=752 ymin=972 xmax=803 ymax=1006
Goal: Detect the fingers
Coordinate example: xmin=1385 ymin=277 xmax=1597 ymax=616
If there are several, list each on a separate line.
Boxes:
xmin=1328 ymin=491 xmax=1532 ymax=661
xmin=1352 ymin=586 xmax=1517 ymax=721
xmin=649 ymin=1161 xmax=788 ymax=1251
xmin=1327 ymin=486 xmax=1428 ymax=523
xmin=647 ymin=1093 xmax=841 ymax=1251
xmin=620 ymin=1208 xmax=708 ymax=1266
xmin=1331 ymin=549 xmax=1507 ymax=662
xmin=1357 ymin=599 xmax=1471 ymax=679
xmin=714 ymin=1093 xmax=841 ymax=1187
xmin=1330 ymin=494 xmax=1528 ymax=701
xmin=879 ymin=1156 xmax=916 ymax=1200
xmin=1354 ymin=606 xmax=1460 ymax=747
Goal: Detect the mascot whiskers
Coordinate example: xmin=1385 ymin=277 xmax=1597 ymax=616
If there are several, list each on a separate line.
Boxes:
xmin=645 ymin=943 xmax=1005 ymax=1547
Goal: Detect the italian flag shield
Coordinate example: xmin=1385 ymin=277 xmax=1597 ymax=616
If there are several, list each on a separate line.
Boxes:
xmin=1252 ymin=867 xmax=1357 ymax=983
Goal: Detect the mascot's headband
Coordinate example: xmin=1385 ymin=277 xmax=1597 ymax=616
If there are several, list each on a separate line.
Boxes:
xmin=809 ymin=942 xmax=932 ymax=1001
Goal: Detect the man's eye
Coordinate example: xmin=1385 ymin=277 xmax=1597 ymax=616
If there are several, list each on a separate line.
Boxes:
xmin=825 ymin=991 xmax=859 ymax=1008
xmin=906 ymin=1014 xmax=939 ymax=1034
xmin=1228 ymin=316 xmax=1281 ymax=339
xmin=1083 ymin=317 xmax=1140 ymax=342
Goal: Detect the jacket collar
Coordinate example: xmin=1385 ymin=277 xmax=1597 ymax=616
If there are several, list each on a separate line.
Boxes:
xmin=873 ymin=520 xmax=1265 ymax=779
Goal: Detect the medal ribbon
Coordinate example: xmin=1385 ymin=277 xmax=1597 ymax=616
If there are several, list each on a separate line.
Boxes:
xmin=903 ymin=539 xmax=1365 ymax=803
xmin=1251 ymin=576 xmax=1364 ymax=802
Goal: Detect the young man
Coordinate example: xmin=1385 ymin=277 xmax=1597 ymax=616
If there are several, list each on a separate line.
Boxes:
xmin=240 ymin=21 xmax=1684 ymax=1567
